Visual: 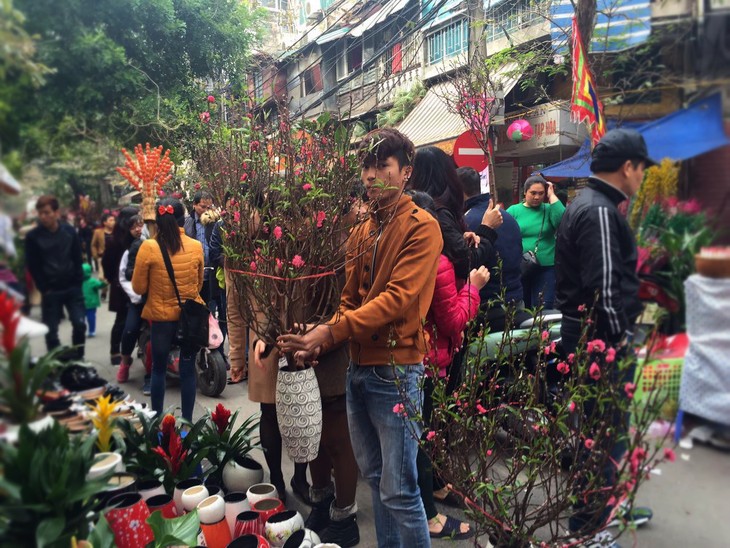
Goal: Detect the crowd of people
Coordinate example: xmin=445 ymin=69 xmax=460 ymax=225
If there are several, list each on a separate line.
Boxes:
xmin=4 ymin=126 xmax=658 ymax=548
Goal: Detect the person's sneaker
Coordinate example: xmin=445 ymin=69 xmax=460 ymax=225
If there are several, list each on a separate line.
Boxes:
xmin=578 ymin=530 xmax=621 ymax=547
xmin=88 ymin=332 xmax=95 ymax=338
xmin=318 ymin=514 xmax=359 ymax=548
xmin=607 ymin=503 xmax=653 ymax=528
xmin=141 ymin=375 xmax=151 ymax=396
xmin=116 ymin=362 xmax=130 ymax=383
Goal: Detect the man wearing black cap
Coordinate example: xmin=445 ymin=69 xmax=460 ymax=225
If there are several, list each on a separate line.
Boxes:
xmin=555 ymin=128 xmax=656 ymax=547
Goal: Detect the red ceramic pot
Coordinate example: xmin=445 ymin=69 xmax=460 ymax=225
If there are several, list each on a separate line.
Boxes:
xmin=251 ymin=498 xmax=284 ymax=533
xmin=234 ymin=510 xmax=262 ymax=538
xmin=104 ymin=492 xmax=154 ymax=548
xmin=146 ymin=493 xmax=178 ymax=519
xmin=227 ymin=533 xmax=270 ymax=547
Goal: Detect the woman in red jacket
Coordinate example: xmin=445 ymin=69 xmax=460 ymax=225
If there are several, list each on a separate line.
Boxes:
xmin=408 ymin=190 xmax=489 ymax=540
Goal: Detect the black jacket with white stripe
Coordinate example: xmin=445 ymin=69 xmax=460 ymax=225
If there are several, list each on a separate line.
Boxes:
xmin=554 ymin=177 xmax=642 ymax=343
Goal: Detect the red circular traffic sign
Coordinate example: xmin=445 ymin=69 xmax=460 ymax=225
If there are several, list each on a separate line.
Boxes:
xmin=453 ymin=131 xmax=489 ymax=172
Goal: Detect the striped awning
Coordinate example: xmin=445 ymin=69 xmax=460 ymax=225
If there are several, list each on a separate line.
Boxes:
xmin=551 ymin=0 xmax=652 ymax=54
xmin=351 ymin=0 xmax=411 ymax=37
xmin=397 ymin=82 xmax=468 ymax=148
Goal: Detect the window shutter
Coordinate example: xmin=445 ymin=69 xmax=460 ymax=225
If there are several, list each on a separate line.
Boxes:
xmin=392 ymin=42 xmax=402 ymax=73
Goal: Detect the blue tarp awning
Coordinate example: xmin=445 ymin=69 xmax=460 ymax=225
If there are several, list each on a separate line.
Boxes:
xmin=541 ymin=94 xmax=730 ymax=178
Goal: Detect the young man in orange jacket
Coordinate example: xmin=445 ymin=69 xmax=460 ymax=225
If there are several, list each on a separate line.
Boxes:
xmin=279 ymin=128 xmax=442 ymax=547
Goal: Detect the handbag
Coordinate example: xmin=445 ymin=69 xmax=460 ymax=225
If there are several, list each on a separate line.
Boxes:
xmin=521 ymin=208 xmax=546 ymax=280
xmin=159 ymin=243 xmax=209 ymax=350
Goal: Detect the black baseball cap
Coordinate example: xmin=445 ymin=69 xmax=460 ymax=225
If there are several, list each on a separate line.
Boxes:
xmin=590 ymin=128 xmax=657 ymax=172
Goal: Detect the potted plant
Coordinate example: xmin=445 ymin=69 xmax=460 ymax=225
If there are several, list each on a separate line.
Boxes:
xmin=198 ymin=403 xmax=262 ymax=492
xmin=414 ymin=306 xmax=674 ymax=547
xmin=0 ymin=421 xmax=108 ymax=545
xmin=0 ymin=290 xmax=62 ymax=428
xmin=117 ymin=411 xmax=209 ymax=493
xmin=189 ymin=102 xmax=360 ymax=461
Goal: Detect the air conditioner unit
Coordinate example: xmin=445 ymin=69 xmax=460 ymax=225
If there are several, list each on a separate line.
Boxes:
xmin=306 ymin=0 xmax=323 ymax=20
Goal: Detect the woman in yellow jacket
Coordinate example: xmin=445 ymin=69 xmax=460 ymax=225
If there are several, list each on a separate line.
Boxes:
xmin=132 ymin=198 xmax=204 ymax=420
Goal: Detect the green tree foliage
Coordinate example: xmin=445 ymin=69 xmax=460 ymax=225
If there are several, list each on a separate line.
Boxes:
xmin=1 ymin=0 xmax=263 ymax=202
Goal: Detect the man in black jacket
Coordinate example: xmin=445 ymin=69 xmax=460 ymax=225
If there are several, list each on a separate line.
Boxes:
xmin=555 ymin=129 xmax=656 ymax=546
xmin=26 ymin=195 xmax=86 ymax=358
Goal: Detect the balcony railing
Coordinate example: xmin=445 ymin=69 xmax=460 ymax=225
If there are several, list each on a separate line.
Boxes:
xmin=484 ymin=0 xmax=551 ymax=44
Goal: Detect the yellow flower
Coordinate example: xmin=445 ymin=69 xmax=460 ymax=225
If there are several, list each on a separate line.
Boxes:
xmin=88 ymin=394 xmax=121 ymax=452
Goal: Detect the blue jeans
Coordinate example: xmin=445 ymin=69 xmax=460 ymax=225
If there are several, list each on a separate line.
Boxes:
xmin=121 ymin=302 xmax=144 ymax=357
xmin=524 ymin=265 xmax=556 ymax=309
xmin=41 ymin=286 xmax=86 ymax=358
xmin=85 ymin=309 xmax=96 ymax=335
xmin=150 ymin=321 xmax=196 ymax=421
xmin=346 ymin=362 xmax=429 ymax=547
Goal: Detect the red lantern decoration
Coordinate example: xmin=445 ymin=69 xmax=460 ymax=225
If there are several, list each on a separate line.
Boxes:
xmin=507 ymin=119 xmax=533 ymax=143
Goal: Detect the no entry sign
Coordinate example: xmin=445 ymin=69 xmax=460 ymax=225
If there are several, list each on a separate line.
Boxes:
xmin=453 ymin=131 xmax=489 ymax=172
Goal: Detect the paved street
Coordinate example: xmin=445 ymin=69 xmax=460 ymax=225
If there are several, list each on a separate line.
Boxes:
xmin=32 ymin=305 xmax=730 ymax=547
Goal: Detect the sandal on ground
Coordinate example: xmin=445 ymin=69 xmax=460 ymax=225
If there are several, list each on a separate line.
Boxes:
xmin=434 ymin=489 xmax=467 ymax=509
xmin=429 ymin=515 xmax=474 ymax=540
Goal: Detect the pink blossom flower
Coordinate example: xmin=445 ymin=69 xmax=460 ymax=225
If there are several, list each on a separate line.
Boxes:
xmin=426 ymin=430 xmax=436 ymax=441
xmin=568 ymin=401 xmax=576 ymax=413
xmin=316 ymin=211 xmax=326 ymax=228
xmin=663 ymin=447 xmax=676 ymax=462
xmin=486 ymin=449 xmax=493 ymax=456
xmin=233 ymin=211 xmax=240 ymax=223
xmin=567 ymin=353 xmax=575 ymax=363
xmin=577 ymin=304 xmax=586 ymax=312
xmin=220 ymin=210 xmax=227 ymax=217
xmin=543 ymin=341 xmax=557 ymax=355
xmin=229 ymin=230 xmax=236 ymax=237
xmin=589 ymin=362 xmax=601 ymax=380
xmin=392 ymin=403 xmax=405 ymax=415
xmin=251 ymin=140 xmax=260 ymax=152
xmin=207 ymin=95 xmax=216 ymax=103
xmin=294 ymin=167 xmax=303 ymax=176
xmin=339 ymin=156 xmax=346 ymax=167
xmin=273 ymin=226 xmax=283 ymax=240
xmin=557 ymin=361 xmax=570 ymax=375
xmin=242 ymin=162 xmax=248 ymax=169
xmin=199 ymin=111 xmax=210 ymax=123
xmin=679 ymin=199 xmax=702 ymax=214
xmin=172 ymin=192 xmax=182 ymax=199
xmin=249 ymin=261 xmax=257 ymax=272
xmin=584 ymin=438 xmax=595 ymax=450
xmin=275 ymin=258 xmax=283 ymax=270
xmin=157 ymin=189 xmax=166 ymax=197
xmin=292 ymin=255 xmax=305 ymax=268
xmin=541 ymin=330 xmax=549 ymax=341
xmin=302 ymin=183 xmax=312 ymax=191
xmin=606 ymin=347 xmax=617 ymax=363
xmin=240 ymin=173 xmax=248 ymax=181
xmin=587 ymin=339 xmax=606 ymax=353
xmin=630 ymin=447 xmax=647 ymax=476
xmin=476 ymin=404 xmax=487 ymax=414
xmin=624 ymin=382 xmax=636 ymax=398
xmin=194 ymin=183 xmax=201 ymax=190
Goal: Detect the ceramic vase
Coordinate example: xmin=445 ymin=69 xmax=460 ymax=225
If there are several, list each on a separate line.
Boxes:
xmin=222 ymin=456 xmax=264 ymax=493
xmin=104 ymin=493 xmax=154 ymax=548
xmin=264 ymin=510 xmax=305 ymax=547
xmin=275 ymin=366 xmax=322 ymax=463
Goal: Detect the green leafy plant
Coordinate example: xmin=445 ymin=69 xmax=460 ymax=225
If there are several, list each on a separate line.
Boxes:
xmin=198 ymin=403 xmax=261 ymax=485
xmin=146 ymin=509 xmax=201 ymax=547
xmin=117 ymin=411 xmax=209 ymax=493
xmin=0 ymin=421 xmax=107 ymax=546
xmin=0 ymin=291 xmax=64 ymax=423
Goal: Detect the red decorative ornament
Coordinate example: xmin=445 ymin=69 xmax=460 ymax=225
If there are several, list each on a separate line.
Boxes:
xmin=507 ymin=119 xmax=533 ymax=142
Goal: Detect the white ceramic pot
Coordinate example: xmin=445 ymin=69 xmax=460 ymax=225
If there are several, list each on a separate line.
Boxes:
xmin=313 ymin=544 xmax=341 ymax=548
xmin=181 ymin=485 xmax=209 ymax=513
xmin=246 ymin=483 xmax=278 ymax=508
xmin=224 ymin=491 xmax=249 ymax=536
xmin=137 ymin=478 xmax=165 ymax=501
xmin=173 ymin=478 xmax=203 ymax=515
xmin=87 ymin=452 xmax=123 ymax=480
xmin=197 ymin=494 xmax=226 ymax=524
xmin=222 ymin=456 xmax=264 ymax=494
xmin=276 ymin=367 xmax=322 ymax=463
xmin=264 ymin=510 xmax=305 ymax=547
xmin=282 ymin=528 xmax=321 ymax=548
